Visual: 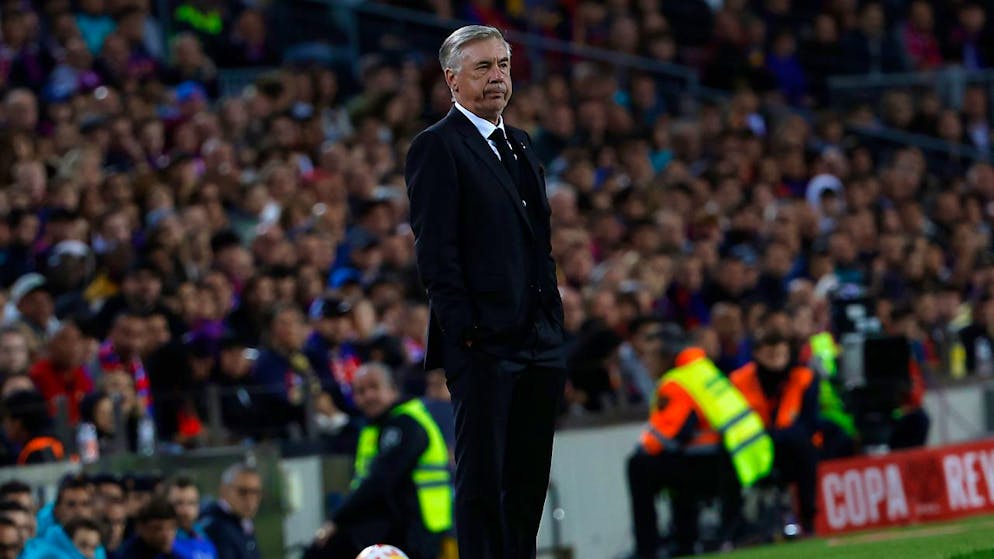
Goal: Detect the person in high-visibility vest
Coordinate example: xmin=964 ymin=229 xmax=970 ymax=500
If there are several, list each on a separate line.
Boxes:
xmin=730 ymin=328 xmax=820 ymax=534
xmin=801 ymin=330 xmax=858 ymax=459
xmin=306 ymin=363 xmax=451 ymax=559
xmin=627 ymin=342 xmax=773 ymax=558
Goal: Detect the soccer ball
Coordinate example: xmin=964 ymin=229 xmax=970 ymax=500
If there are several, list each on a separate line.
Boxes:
xmin=356 ymin=544 xmax=410 ymax=559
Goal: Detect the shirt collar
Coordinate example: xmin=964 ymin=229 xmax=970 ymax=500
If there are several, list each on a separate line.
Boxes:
xmin=454 ymin=102 xmax=505 ymax=141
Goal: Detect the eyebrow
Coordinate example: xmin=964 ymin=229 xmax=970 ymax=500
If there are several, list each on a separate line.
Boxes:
xmin=474 ymin=57 xmax=510 ymax=67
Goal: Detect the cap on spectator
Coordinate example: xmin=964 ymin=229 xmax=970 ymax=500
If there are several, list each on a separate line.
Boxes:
xmin=50 ymin=240 xmax=91 ymax=261
xmin=309 ymin=296 xmax=352 ymax=321
xmin=9 ymin=274 xmax=50 ymax=306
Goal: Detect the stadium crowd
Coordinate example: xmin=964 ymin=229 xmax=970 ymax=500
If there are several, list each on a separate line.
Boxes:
xmin=0 ymin=0 xmax=990 ymax=555
xmin=0 ymin=0 xmax=989 ymax=448
xmin=0 ymin=464 xmax=265 ymax=559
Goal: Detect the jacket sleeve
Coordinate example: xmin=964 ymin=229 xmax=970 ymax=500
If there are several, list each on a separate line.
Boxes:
xmin=333 ymin=415 xmax=428 ymax=524
xmin=406 ymin=129 xmax=475 ymax=343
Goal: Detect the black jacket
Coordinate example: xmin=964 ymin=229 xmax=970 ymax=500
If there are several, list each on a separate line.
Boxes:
xmin=116 ymin=537 xmax=183 ymax=559
xmin=406 ymin=107 xmax=565 ymax=369
xmin=199 ymin=502 xmax=261 ymax=559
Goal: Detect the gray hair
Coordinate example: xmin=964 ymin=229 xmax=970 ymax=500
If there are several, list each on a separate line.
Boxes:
xmin=439 ymin=25 xmax=511 ymax=73
xmin=220 ymin=462 xmax=258 ymax=487
xmin=354 ymin=362 xmax=397 ymax=389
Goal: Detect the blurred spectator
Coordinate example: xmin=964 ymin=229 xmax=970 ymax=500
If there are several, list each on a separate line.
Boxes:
xmin=0 ymin=390 xmax=65 ymax=466
xmin=0 ymin=328 xmax=30 ymax=380
xmin=901 ymin=0 xmax=943 ymax=70
xmin=0 ymin=480 xmax=37 ymax=515
xmin=99 ymin=497 xmax=127 ymax=557
xmin=164 ymin=476 xmax=217 ymax=558
xmin=162 ymin=33 xmax=218 ymax=98
xmin=3 ymin=274 xmax=59 ymax=350
xmin=25 ymin=516 xmax=103 ymax=559
xmin=212 ymin=334 xmax=264 ymax=441
xmin=92 ymin=312 xmax=148 ymax=413
xmin=0 ymin=501 xmax=34 ymax=546
xmin=199 ymin=463 xmax=262 ymax=559
xmin=841 ymin=2 xmax=906 ymax=74
xmin=251 ymin=305 xmax=320 ymax=436
xmin=943 ymin=2 xmax=994 ymax=69
xmin=0 ymin=516 xmax=21 ymax=559
xmin=118 ymin=497 xmax=182 ymax=558
xmin=75 ymin=0 xmax=116 ymax=55
xmin=616 ymin=317 xmax=665 ymax=404
xmin=567 ymin=321 xmax=624 ymax=412
xmin=304 ymin=296 xmax=362 ymax=416
xmin=765 ymin=30 xmax=806 ymax=106
xmin=217 ymin=9 xmax=277 ymax=68
xmin=29 ymin=320 xmax=92 ymax=425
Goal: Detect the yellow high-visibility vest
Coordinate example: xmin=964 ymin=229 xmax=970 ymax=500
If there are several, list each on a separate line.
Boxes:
xmin=665 ymin=359 xmax=773 ymax=488
xmin=353 ymin=399 xmax=453 ymax=533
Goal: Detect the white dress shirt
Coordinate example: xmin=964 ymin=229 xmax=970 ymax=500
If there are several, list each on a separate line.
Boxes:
xmin=454 ymin=102 xmax=517 ymax=161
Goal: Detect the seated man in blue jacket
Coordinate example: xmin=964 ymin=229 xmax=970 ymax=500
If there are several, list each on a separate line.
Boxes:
xmin=117 ymin=497 xmax=183 ymax=558
xmin=199 ymin=464 xmax=262 ymax=559
xmin=164 ymin=477 xmax=217 ymax=559
xmin=23 ymin=516 xmax=106 ymax=559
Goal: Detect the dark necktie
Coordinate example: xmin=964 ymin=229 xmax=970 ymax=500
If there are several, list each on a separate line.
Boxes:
xmin=488 ymin=128 xmax=519 ymax=185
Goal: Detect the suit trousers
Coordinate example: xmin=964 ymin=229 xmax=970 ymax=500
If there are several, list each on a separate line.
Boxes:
xmin=627 ymin=450 xmax=742 ymax=558
xmin=442 ymin=341 xmax=566 ymax=559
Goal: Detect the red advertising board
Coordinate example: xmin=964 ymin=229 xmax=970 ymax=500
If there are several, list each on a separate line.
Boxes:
xmin=816 ymin=438 xmax=994 ymax=535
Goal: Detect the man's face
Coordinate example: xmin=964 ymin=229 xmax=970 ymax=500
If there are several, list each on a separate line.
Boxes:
xmin=96 ymin=483 xmax=124 ymax=509
xmin=222 ymin=473 xmax=262 ymax=520
xmin=72 ymin=528 xmax=101 ymax=559
xmin=754 ymin=341 xmax=791 ymax=372
xmin=137 ymin=519 xmax=176 ymax=553
xmin=445 ymin=37 xmax=512 ymax=123
xmin=0 ymin=333 xmax=29 ymax=375
xmin=0 ymin=524 xmax=21 ymax=559
xmin=167 ymin=486 xmax=199 ymax=532
xmin=56 ymin=488 xmax=93 ymax=523
xmin=18 ymin=290 xmax=53 ymax=328
xmin=110 ymin=317 xmax=145 ymax=359
xmin=352 ymin=369 xmax=398 ymax=419
xmin=102 ymin=502 xmax=127 ymax=550
xmin=5 ymin=510 xmax=33 ymax=542
xmin=49 ymin=324 xmax=83 ymax=369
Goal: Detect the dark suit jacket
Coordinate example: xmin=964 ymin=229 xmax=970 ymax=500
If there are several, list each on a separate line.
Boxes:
xmin=406 ymin=107 xmax=564 ymax=370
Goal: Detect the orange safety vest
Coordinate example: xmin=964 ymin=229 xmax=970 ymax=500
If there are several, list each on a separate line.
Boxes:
xmin=640 ymin=352 xmax=722 ymax=454
xmin=729 ymin=363 xmax=814 ymax=430
xmin=17 ymin=436 xmax=66 ymax=465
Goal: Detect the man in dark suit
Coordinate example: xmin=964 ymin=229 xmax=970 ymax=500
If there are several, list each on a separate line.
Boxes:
xmin=405 ymin=25 xmax=567 ymax=559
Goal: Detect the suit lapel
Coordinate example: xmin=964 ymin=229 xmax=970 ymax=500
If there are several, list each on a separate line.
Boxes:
xmin=509 ymin=128 xmax=550 ymax=215
xmin=446 ymin=108 xmax=534 ymax=238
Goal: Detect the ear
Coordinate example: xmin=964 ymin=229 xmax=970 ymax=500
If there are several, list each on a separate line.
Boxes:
xmin=444 ymin=68 xmax=457 ymax=91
